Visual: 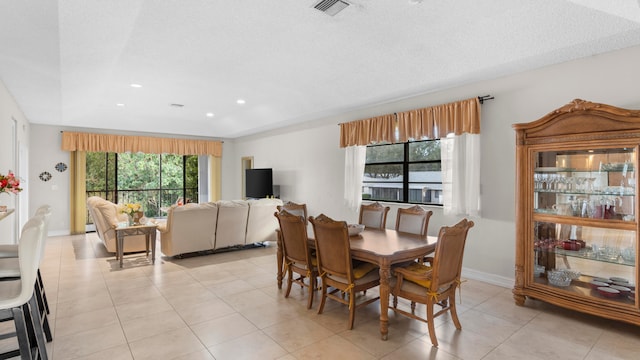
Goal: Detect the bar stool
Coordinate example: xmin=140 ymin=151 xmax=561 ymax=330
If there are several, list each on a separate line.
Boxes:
xmin=0 ymin=216 xmax=48 ymax=359
xmin=0 ymin=205 xmax=52 ymax=341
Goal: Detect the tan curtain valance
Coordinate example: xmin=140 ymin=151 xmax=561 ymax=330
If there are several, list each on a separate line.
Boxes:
xmin=61 ymin=132 xmax=223 ymax=157
xmin=339 ymin=114 xmax=395 ymax=148
xmin=339 ymin=97 xmax=480 ymax=147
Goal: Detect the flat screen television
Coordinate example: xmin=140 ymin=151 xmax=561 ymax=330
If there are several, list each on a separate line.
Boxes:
xmin=245 ymin=168 xmax=273 ymax=199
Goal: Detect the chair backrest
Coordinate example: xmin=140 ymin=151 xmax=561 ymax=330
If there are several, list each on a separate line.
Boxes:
xmin=32 ymin=205 xmax=52 ymax=264
xmin=275 ymin=209 xmax=312 ymax=266
xmin=429 ymin=219 xmax=474 ymax=292
xmin=14 ymin=216 xmax=46 ymax=306
xmin=246 ymin=198 xmax=283 ymax=243
xmin=309 ymin=214 xmax=353 ymax=282
xmin=395 ymin=205 xmax=433 ymax=236
xmin=277 ymin=201 xmax=308 ymax=225
xmin=359 ymin=202 xmax=390 ymax=230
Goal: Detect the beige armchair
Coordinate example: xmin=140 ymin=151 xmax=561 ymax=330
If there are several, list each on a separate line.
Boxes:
xmin=86 ymin=196 xmax=147 ymax=253
xmin=215 ymin=200 xmax=250 ymax=248
xmin=158 ymin=202 xmax=218 ymax=257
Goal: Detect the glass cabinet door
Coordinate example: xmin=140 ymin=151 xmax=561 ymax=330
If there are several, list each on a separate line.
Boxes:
xmin=532 ymin=147 xmax=637 ymax=304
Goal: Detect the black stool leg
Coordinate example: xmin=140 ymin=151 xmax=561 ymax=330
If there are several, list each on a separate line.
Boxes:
xmin=27 ymin=296 xmax=48 ymax=359
xmin=33 ymin=281 xmax=52 ymax=342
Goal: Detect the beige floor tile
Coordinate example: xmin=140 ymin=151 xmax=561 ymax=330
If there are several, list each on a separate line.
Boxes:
xmin=206 ymin=278 xmax=256 ymax=297
xmin=380 ymin=338 xmax=459 ymax=360
xmin=208 ymin=330 xmax=288 ymax=360
xmin=115 ymin=296 xmax=174 ymax=321
xmin=52 ymin=323 xmax=127 ymax=359
xmin=340 ymin=315 xmax=418 ymax=358
xmin=291 ymin=334 xmax=377 ymax=360
xmin=262 ymin=317 xmax=335 ymax=352
xmin=55 ymin=292 xmax=115 ymax=318
xmin=54 ymin=307 xmax=120 ymax=338
xmin=221 ymin=288 xmax=279 ymax=311
xmin=128 ymin=327 xmax=206 ymax=360
xmin=108 ymin=283 xmax=164 ymax=307
xmin=423 ymin=321 xmax=502 ymax=360
xmin=171 ymin=349 xmax=216 ymax=360
xmin=499 ymin=324 xmax=591 ymax=360
xmin=70 ymin=344 xmax=134 ymax=360
xmin=121 ymin=309 xmax=187 ymax=342
xmin=191 ymin=312 xmax=258 ymax=347
xmin=173 ymin=297 xmax=236 ymax=325
xmin=238 ymin=299 xmax=310 ymax=329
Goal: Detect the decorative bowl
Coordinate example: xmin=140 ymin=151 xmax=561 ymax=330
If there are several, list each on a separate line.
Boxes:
xmin=533 ymin=265 xmax=545 ymax=277
xmin=348 ymin=224 xmax=365 ymax=236
xmin=547 ymin=270 xmax=571 ymax=287
xmin=597 ymin=286 xmax=620 ymax=298
xmin=589 ymin=280 xmax=609 ymax=289
xmin=610 ymin=285 xmax=631 ymax=294
xmin=561 ymin=269 xmax=581 ymax=280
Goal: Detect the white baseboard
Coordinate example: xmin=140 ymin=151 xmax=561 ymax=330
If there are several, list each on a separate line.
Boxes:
xmin=462 ymin=267 xmax=513 ymax=289
xmin=48 ymin=230 xmax=71 ymax=237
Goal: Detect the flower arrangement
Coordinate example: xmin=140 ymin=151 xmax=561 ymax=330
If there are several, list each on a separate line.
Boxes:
xmin=0 ymin=170 xmax=22 ymax=194
xmin=118 ymin=203 xmax=142 ymax=216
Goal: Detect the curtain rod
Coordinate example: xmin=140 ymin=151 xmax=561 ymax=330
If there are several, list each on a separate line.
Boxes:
xmin=478 ymin=95 xmax=494 ymax=104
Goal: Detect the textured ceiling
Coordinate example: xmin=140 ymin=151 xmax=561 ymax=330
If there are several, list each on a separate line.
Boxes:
xmin=1 ymin=0 xmax=640 ymax=139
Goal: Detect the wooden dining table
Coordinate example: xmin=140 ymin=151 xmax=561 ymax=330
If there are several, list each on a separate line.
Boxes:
xmin=276 ymin=227 xmax=437 ymax=340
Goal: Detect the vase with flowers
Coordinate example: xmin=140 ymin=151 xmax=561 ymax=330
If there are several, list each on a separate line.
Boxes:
xmin=118 ymin=203 xmax=143 ymax=225
xmin=0 ymin=170 xmax=22 ymax=212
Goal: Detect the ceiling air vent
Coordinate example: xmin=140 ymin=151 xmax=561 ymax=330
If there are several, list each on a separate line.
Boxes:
xmin=314 ymin=0 xmax=350 ymax=16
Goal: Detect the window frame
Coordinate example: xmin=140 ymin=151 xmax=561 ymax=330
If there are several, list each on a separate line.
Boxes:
xmin=362 ymin=139 xmax=442 ymax=205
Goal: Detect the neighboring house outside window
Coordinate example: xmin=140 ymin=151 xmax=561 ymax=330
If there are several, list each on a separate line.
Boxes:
xmin=362 ymin=139 xmax=442 ymax=205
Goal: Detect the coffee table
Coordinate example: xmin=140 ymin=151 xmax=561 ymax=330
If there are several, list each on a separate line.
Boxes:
xmin=114 ymin=223 xmax=158 ymax=268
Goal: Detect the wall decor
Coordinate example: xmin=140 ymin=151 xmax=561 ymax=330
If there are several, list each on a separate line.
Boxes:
xmin=39 ymin=171 xmax=52 ymax=182
xmin=55 ymin=162 xmax=67 ymax=172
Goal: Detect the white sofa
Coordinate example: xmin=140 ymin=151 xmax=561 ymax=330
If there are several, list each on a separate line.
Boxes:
xmin=158 ymin=198 xmax=283 ymax=257
xmin=87 ymin=196 xmax=147 ymax=253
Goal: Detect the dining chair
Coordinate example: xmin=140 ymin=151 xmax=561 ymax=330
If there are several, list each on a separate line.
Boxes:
xmin=274 ymin=209 xmax=318 ymax=309
xmin=277 ymin=201 xmax=308 ymax=224
xmin=359 ymin=201 xmax=390 ymax=230
xmin=309 ymin=213 xmax=380 ymax=329
xmin=389 ymin=218 xmax=474 ymax=347
xmin=0 ymin=205 xmax=53 ymax=342
xmin=395 ymin=205 xmax=433 ymax=237
xmin=0 ymin=216 xmax=49 ymax=359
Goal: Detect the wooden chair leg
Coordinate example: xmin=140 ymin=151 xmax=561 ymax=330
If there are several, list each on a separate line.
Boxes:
xmin=426 ymin=300 xmax=438 ymax=347
xmin=348 ymin=290 xmax=356 ymax=330
xmin=317 ymin=280 xmax=328 ymax=314
xmin=306 ymin=277 xmax=314 ymax=309
xmin=284 ymin=271 xmax=293 ymax=298
xmin=449 ymin=293 xmax=461 ymax=330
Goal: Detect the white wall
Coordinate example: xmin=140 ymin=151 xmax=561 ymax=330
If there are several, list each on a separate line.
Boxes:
xmin=225 ymin=45 xmax=640 ymax=287
xmin=29 ymin=125 xmax=70 ymax=236
xmin=0 ymin=80 xmax=30 ymax=243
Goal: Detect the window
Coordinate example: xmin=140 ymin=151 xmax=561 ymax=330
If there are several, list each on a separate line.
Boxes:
xmin=86 ymin=152 xmax=198 ymax=219
xmin=362 ymin=139 xmax=442 ymax=205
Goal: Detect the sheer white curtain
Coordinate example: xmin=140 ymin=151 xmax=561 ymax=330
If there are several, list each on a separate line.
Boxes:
xmin=344 ymin=145 xmax=367 ymax=211
xmin=441 ymin=133 xmax=481 ymax=216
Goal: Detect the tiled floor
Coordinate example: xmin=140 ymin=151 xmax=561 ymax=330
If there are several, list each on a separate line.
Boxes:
xmin=3 ymin=232 xmax=640 ymax=359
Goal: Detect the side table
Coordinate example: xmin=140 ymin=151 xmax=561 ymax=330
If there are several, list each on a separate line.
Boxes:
xmin=114 ymin=223 xmax=158 ymax=268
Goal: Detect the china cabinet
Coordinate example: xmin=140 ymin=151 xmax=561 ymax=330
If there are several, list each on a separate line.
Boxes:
xmin=513 ymin=99 xmax=640 ymax=325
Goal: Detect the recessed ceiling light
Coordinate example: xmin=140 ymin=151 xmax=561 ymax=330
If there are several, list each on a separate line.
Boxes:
xmin=116 ymin=103 xmax=125 ymax=107
xmin=236 ymin=99 xmax=246 ymax=105
xmin=170 ymin=103 xmax=184 ymax=107
xmin=206 ymin=113 xmax=215 ymax=117
xmin=130 ymin=83 xmax=142 ymax=88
